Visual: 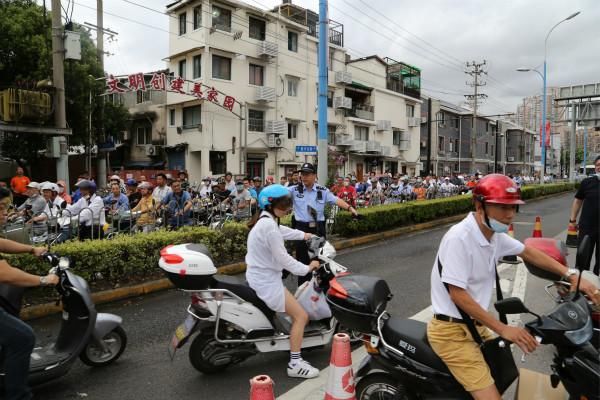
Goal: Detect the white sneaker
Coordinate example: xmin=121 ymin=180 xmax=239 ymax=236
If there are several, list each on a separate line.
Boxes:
xmin=287 ymin=360 xmax=319 ymax=379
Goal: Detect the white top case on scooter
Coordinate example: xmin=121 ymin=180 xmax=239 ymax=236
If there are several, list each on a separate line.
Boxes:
xmin=159 ymin=244 xmax=217 ymax=289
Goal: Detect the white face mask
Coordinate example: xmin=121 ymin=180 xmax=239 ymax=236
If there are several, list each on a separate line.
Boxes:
xmin=487 ymin=217 xmax=510 ymax=234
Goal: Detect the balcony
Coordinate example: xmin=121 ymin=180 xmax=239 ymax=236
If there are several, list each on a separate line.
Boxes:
xmin=384 ymin=57 xmax=421 ymax=99
xmin=335 ymin=134 xmax=354 ymax=147
xmin=256 ymin=87 xmax=276 ymax=102
xmin=366 ymin=140 xmax=382 ymax=153
xmin=350 ymin=141 xmax=367 ymax=153
xmin=257 ymin=41 xmax=278 ymax=58
xmin=345 ymin=104 xmax=374 ymax=121
xmin=277 ymin=4 xmax=344 ymax=47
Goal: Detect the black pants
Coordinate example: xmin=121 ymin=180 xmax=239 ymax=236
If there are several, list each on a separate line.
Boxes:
xmin=294 ymin=221 xmax=326 ymax=286
xmin=79 ymin=225 xmax=105 ymax=241
xmin=578 ymin=230 xmax=599 ymax=275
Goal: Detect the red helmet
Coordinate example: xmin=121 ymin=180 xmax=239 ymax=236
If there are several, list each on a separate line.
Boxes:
xmin=473 ymin=174 xmax=524 ymax=205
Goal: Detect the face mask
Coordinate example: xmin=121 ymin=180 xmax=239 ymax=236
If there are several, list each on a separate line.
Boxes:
xmin=236 ymin=185 xmax=244 ymax=191
xmin=487 ymin=217 xmax=510 ymax=234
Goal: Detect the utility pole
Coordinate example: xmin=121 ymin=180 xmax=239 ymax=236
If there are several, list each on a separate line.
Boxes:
xmin=426 ymin=97 xmax=432 ymax=175
xmin=569 ymin=102 xmax=576 ymax=182
xmin=51 ymin=0 xmax=69 ymax=187
xmin=464 ymin=60 xmax=487 ymax=174
xmin=96 ymin=0 xmax=106 ymax=188
xmin=317 ymin=0 xmax=328 ymax=185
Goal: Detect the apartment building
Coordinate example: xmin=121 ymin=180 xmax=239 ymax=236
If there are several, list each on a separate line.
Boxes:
xmin=106 ymin=79 xmax=168 ymax=169
xmin=164 ymin=0 xmax=422 ymax=182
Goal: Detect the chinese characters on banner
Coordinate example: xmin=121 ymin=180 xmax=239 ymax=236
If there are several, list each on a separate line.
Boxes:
xmin=105 ymin=72 xmax=239 ymax=115
xmin=539 ymin=120 xmax=551 ymax=147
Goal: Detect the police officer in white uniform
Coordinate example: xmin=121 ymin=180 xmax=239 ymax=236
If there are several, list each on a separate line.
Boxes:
xmin=289 ymin=163 xmax=359 ymax=285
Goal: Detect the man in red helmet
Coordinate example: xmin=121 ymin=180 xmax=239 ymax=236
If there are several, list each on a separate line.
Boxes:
xmin=427 ymin=174 xmax=599 ymax=400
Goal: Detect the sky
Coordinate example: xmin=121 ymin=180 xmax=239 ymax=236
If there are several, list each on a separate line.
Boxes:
xmin=49 ymin=0 xmax=599 ymax=116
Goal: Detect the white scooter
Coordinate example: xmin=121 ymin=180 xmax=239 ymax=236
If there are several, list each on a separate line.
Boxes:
xmin=159 ymin=236 xmax=347 ymax=373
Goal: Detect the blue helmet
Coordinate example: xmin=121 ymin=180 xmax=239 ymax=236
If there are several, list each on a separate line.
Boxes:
xmin=76 ymin=179 xmax=97 ymax=193
xmin=258 ymin=184 xmax=290 ymax=209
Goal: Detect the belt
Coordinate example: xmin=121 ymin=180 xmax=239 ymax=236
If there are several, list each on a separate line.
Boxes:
xmin=434 ymin=314 xmax=483 ymax=326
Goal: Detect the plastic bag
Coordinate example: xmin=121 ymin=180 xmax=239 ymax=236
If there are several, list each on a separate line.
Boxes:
xmin=295 ymin=277 xmax=332 ymax=320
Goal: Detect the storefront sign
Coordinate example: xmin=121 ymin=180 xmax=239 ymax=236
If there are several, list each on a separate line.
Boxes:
xmin=295 ymin=145 xmax=317 ymax=155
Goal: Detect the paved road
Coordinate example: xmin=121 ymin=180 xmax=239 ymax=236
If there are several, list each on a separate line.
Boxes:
xmin=28 ymin=192 xmax=581 ymax=399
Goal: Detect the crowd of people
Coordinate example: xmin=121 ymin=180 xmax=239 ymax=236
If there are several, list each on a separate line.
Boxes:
xmin=0 ymin=166 xmax=548 ymax=245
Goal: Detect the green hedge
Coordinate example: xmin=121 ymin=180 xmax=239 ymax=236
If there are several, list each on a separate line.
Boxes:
xmin=5 ymin=224 xmax=248 ymax=282
xmin=4 ymin=183 xmax=576 ymax=283
xmin=333 ymin=182 xmax=577 ymax=237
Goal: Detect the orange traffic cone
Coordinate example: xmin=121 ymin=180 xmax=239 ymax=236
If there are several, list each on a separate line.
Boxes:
xmin=249 ymin=375 xmax=275 ymax=400
xmin=499 ymin=224 xmax=519 ymax=264
xmin=566 ymin=223 xmax=579 ymax=248
xmin=324 ymin=333 xmax=356 ymax=400
xmin=532 ymin=216 xmax=543 ymax=238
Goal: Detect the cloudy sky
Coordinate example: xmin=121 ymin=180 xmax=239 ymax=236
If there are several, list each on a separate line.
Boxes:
xmin=55 ymin=0 xmax=598 ymax=115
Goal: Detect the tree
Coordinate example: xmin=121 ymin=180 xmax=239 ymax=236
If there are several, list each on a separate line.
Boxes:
xmin=0 ymin=1 xmax=128 ymax=166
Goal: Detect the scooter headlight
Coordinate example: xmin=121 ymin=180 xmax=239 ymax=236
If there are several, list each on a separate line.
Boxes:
xmin=565 ymin=316 xmax=593 ymax=345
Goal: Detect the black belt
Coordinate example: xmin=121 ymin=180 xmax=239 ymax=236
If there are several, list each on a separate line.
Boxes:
xmin=434 ymin=314 xmax=483 ymax=326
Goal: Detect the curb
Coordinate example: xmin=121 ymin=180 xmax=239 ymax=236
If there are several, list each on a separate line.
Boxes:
xmin=20 ymin=190 xmax=574 ymax=321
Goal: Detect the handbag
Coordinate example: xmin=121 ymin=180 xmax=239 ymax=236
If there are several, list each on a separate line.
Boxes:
xmin=438 ymin=258 xmax=519 ymax=394
xmin=295 ymin=277 xmax=332 ymax=321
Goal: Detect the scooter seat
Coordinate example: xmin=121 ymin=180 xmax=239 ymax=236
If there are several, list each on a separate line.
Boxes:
xmin=211 ymin=275 xmax=275 ymax=322
xmin=382 ymin=317 xmax=449 ymax=373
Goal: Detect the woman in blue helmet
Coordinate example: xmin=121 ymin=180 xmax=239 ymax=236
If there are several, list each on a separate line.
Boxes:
xmin=246 ymin=184 xmax=321 ymax=379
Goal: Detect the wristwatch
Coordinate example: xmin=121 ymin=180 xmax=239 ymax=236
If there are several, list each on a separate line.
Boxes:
xmin=39 ymin=276 xmax=48 ymax=286
xmin=563 ymin=268 xmax=579 ymax=280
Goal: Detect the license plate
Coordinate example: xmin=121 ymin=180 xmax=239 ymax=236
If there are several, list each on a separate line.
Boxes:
xmin=168 ymin=314 xmax=198 ymax=360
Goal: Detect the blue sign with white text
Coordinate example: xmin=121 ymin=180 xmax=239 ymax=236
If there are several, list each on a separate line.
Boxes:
xmin=295 ymin=145 xmax=318 ymax=153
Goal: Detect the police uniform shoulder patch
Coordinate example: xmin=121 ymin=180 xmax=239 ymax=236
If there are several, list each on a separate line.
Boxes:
xmin=315 ymin=184 xmax=327 ymax=190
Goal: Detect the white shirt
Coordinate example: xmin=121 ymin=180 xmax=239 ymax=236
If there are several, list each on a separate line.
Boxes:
xmin=225 ymin=180 xmax=237 ymax=193
xmin=152 ymin=185 xmax=172 ymax=203
xmin=66 ymin=194 xmax=106 ymax=226
xmin=199 ymin=185 xmax=212 ymax=198
xmin=246 ymin=212 xmax=308 ymax=312
xmin=430 ymin=213 xmax=524 ymax=319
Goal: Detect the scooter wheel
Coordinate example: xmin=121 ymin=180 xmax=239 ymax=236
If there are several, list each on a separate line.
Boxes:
xmin=355 ymin=373 xmax=410 ymax=400
xmin=80 ymin=326 xmax=127 ymax=367
xmin=188 ymin=333 xmax=233 ymax=374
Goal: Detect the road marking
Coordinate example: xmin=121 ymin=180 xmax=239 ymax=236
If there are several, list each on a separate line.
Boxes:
xmin=277 ymin=307 xmax=433 ymax=400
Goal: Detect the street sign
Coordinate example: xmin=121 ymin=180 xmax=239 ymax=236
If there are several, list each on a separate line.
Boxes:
xmin=295 ymin=145 xmax=317 ymax=155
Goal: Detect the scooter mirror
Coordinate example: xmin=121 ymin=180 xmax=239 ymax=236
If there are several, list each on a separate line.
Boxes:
xmin=494 ymin=297 xmax=530 ymax=315
xmin=575 ymin=235 xmax=593 ymax=273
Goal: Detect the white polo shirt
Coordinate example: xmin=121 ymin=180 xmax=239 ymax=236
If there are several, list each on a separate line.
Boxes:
xmin=430 ymin=212 xmax=524 ymax=319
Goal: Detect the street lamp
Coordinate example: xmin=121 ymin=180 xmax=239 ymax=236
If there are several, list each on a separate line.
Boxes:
xmin=517 ymin=11 xmax=580 ymax=184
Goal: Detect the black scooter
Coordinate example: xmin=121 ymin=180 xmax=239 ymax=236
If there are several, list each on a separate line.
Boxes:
xmin=328 ymin=236 xmax=599 ymax=400
xmin=0 ymin=253 xmax=127 ymax=390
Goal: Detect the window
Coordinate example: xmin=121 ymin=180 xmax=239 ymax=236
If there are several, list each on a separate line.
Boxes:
xmin=329 ymin=49 xmax=335 ymax=70
xmin=327 ymin=90 xmax=334 ymax=108
xmin=178 ymin=59 xmax=186 ymax=79
xmin=450 ymin=115 xmax=459 ymax=129
xmin=212 ymin=5 xmax=231 ymax=32
xmin=485 ymin=142 xmax=489 ymax=154
xmin=193 ymin=6 xmax=202 ymax=30
xmin=449 ymin=140 xmax=453 ymax=152
xmin=454 ymin=139 xmax=459 ymax=153
xmin=249 ymin=64 xmax=264 ymax=86
xmin=182 ymin=105 xmax=201 ymax=128
xmin=288 ymin=123 xmax=297 ymax=139
xmin=327 ymin=125 xmax=336 ymax=145
xmin=136 ymin=125 xmax=152 ymax=145
xmin=354 ymin=126 xmax=369 ymax=141
xmin=288 ymin=31 xmax=298 ymax=52
xmin=193 ymin=55 xmax=201 ymax=79
xmin=248 ymin=109 xmax=264 ymax=132
xmin=169 ymin=109 xmax=175 ymax=126
xmin=179 ymin=12 xmax=186 ymax=35
xmin=136 ymin=90 xmax=150 ymax=104
xmin=212 ymin=55 xmax=231 ymax=80
xmin=210 ymin=151 xmax=227 ymax=175
xmin=287 ymin=78 xmax=298 ymax=97
xmin=393 ymin=130 xmax=402 ymax=145
xmin=249 ymin=16 xmax=265 ymax=40
xmin=491 ymin=144 xmax=494 ymax=157
xmin=406 ymin=104 xmax=415 ymax=118
xmin=437 ymin=111 xmax=445 ymax=126
xmin=438 ymin=136 xmax=445 ymax=152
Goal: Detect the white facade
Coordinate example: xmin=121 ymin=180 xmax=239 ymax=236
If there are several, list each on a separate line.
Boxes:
xmin=165 ymin=0 xmax=421 ymax=182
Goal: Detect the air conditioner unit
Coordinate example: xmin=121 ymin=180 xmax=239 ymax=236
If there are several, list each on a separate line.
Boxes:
xmin=507 ymin=156 xmax=515 ymax=162
xmin=267 ymin=133 xmax=283 ymax=148
xmin=408 ymin=117 xmax=420 ymax=127
xmin=376 ymin=120 xmax=391 ymax=131
xmin=257 ymin=41 xmax=278 ymax=57
xmin=176 ymin=126 xmax=183 ymax=134
xmin=333 ymin=96 xmax=352 ymax=109
xmin=265 ymin=120 xmax=287 ymax=134
xmin=145 ymin=145 xmax=157 ymax=156
xmin=256 ymin=86 xmax=276 ymax=102
xmin=334 ymin=71 xmax=352 ymax=84
xmin=420 ymin=140 xmax=427 ymax=148
xmin=421 ymin=116 xmax=427 ymax=124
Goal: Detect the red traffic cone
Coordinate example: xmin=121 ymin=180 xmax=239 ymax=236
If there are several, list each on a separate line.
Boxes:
xmin=566 ymin=223 xmax=579 ymax=248
xmin=532 ymin=216 xmax=543 ymax=238
xmin=249 ymin=375 xmax=275 ymax=400
xmin=324 ymin=333 xmax=356 ymax=400
xmin=499 ymin=224 xmax=519 ymax=264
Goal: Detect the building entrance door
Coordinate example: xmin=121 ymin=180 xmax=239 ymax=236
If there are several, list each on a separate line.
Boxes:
xmin=246 ymin=160 xmax=264 ymax=179
xmin=356 ymin=163 xmax=364 ymax=181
